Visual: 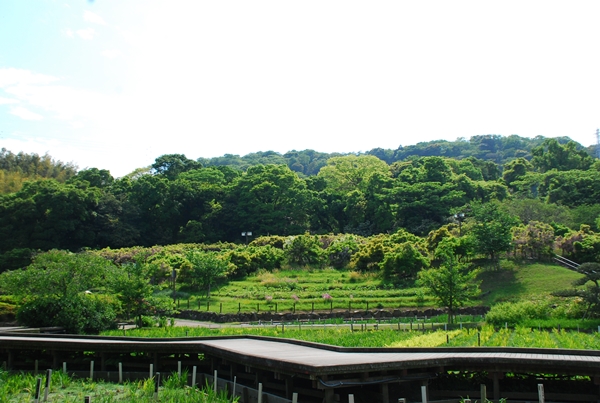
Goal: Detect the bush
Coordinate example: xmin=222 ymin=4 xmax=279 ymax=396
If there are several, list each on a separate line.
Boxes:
xmin=17 ymin=293 xmax=119 ymax=334
xmin=485 ymin=300 xmax=551 ymax=327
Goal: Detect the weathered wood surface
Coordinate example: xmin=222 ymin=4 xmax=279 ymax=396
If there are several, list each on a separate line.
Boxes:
xmin=2 ymin=333 xmax=600 ymax=377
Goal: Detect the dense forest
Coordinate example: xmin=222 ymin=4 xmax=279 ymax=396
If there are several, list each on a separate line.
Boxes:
xmin=0 ymin=134 xmax=599 ymax=273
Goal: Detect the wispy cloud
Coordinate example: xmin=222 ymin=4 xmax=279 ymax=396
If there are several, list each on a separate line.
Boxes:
xmin=76 ymin=28 xmax=95 ymax=40
xmin=0 ymin=68 xmax=58 ymax=88
xmin=83 ymin=11 xmax=106 ymax=26
xmin=61 ymin=28 xmax=74 ymax=38
xmin=10 ymin=106 xmax=43 ymax=121
xmin=101 ymin=49 xmax=121 ymax=59
xmin=0 ymin=97 xmax=18 ymax=105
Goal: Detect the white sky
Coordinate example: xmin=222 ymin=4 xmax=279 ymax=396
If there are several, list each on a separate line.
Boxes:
xmin=1 ymin=0 xmax=599 ymax=177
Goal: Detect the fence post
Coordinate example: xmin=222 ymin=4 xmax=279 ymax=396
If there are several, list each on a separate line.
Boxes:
xmin=232 ymin=375 xmax=237 ymax=400
xmin=43 ymin=369 xmax=52 ymax=402
xmin=480 ymin=384 xmax=487 ymax=402
xmin=538 ymin=384 xmax=545 ymax=403
xmin=118 ymin=363 xmax=123 ymax=384
xmin=149 ymin=364 xmax=153 ymax=379
xmin=34 ymin=377 xmax=42 ymax=403
xmin=89 ymin=360 xmax=94 ymax=380
xmin=349 ymin=394 xmax=355 ymax=403
xmin=258 ymin=383 xmax=263 ymax=403
xmin=421 ymin=385 xmax=427 ymax=403
xmin=63 ymin=362 xmax=67 ymax=374
xmin=84 ymin=397 xmax=91 ymax=403
xmin=177 ymin=361 xmax=181 ymax=378
xmin=292 ymin=392 xmax=298 ymax=403
xmin=192 ymin=366 xmax=197 ymax=387
xmin=153 ymin=372 xmax=160 ymax=400
xmin=213 ymin=370 xmax=217 ymax=393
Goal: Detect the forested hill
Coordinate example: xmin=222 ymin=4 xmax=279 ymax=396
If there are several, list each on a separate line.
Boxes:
xmin=1 ymin=133 xmax=600 ymax=272
xmin=199 ymin=134 xmax=593 ymax=176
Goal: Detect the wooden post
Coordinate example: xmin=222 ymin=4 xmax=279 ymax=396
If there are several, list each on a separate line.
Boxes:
xmin=153 ymin=372 xmax=160 ymax=400
xmin=538 ymin=384 xmax=545 ymax=403
xmin=43 ymin=369 xmax=52 ymax=402
xmin=492 ymin=372 xmax=500 ymax=402
xmin=34 ymin=377 xmax=42 ymax=403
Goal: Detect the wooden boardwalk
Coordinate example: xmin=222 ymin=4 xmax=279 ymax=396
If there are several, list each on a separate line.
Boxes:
xmin=2 ymin=333 xmax=600 ymax=402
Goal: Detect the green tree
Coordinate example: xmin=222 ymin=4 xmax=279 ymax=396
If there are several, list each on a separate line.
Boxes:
xmin=112 ymin=259 xmax=174 ymax=328
xmin=556 ymin=262 xmax=600 ymax=319
xmin=0 ymin=250 xmax=120 ymax=333
xmin=317 ymin=155 xmax=390 ymax=195
xmin=185 ymin=250 xmax=229 ymax=297
xmin=283 ymin=233 xmax=326 ymax=267
xmin=380 ymin=242 xmax=429 ymax=282
xmin=531 ymin=139 xmax=593 ymax=173
xmin=418 ymin=243 xmax=480 ymax=324
xmin=470 ymin=201 xmax=518 ymax=265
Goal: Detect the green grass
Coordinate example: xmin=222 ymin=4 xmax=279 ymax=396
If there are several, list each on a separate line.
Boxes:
xmin=175 ymin=262 xmax=584 ymax=314
xmin=477 ymin=262 xmax=583 ymax=305
xmin=102 ymin=325 xmax=600 ymax=350
xmin=0 ymin=369 xmax=235 ymax=402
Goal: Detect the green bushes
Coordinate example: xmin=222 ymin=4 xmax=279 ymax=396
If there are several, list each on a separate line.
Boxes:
xmin=485 ymin=300 xmax=552 ymax=327
xmin=16 ymin=293 xmax=118 ymax=334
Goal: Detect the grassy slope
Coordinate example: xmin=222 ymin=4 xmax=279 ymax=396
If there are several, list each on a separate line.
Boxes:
xmin=205 ymin=262 xmax=584 ymax=312
xmin=478 ymin=262 xmax=583 ymax=306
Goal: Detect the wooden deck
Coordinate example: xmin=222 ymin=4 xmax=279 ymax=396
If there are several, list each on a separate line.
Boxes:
xmin=2 ymin=333 xmax=600 ymax=402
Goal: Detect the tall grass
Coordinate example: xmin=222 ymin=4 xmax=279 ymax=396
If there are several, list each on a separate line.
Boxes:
xmin=0 ymin=369 xmax=236 ymax=402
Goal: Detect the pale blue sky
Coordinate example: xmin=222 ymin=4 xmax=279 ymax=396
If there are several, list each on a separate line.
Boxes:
xmin=1 ymin=1 xmax=599 ymax=177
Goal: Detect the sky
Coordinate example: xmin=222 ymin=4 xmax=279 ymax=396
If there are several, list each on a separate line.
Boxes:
xmin=1 ymin=1 xmax=599 ymax=177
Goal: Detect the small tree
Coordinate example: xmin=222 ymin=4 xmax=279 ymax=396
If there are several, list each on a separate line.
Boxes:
xmin=418 ymin=242 xmax=480 ymax=324
xmin=555 ymin=262 xmax=600 ymax=319
xmin=185 ymin=250 xmax=229 ymax=298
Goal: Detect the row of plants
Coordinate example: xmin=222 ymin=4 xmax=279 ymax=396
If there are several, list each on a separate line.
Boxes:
xmin=103 ymin=324 xmax=600 ymax=349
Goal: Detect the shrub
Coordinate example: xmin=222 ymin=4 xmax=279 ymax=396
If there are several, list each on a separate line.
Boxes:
xmin=16 ymin=293 xmax=119 ymax=334
xmin=485 ymin=300 xmax=551 ymax=327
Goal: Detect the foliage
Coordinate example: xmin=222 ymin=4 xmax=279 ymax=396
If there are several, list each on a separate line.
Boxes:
xmin=470 ymin=201 xmax=519 ymax=264
xmin=16 ymin=293 xmax=118 ymax=334
xmin=511 ymin=221 xmax=555 ymax=260
xmin=380 ymin=242 xmax=429 ymax=281
xmin=485 ymin=299 xmax=551 ymax=327
xmin=283 ymin=233 xmax=326 ymax=267
xmin=184 ymin=250 xmax=230 ymax=297
xmin=418 ymin=247 xmax=480 ymax=323
xmin=326 ymin=235 xmax=360 ymax=268
xmin=555 ymin=262 xmax=600 ymax=319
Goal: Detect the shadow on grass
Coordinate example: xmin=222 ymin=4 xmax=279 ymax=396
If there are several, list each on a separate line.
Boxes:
xmin=477 ymin=267 xmax=525 ymax=306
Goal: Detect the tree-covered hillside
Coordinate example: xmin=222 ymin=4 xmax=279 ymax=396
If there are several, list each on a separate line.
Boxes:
xmin=0 ymin=135 xmax=599 ymax=272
